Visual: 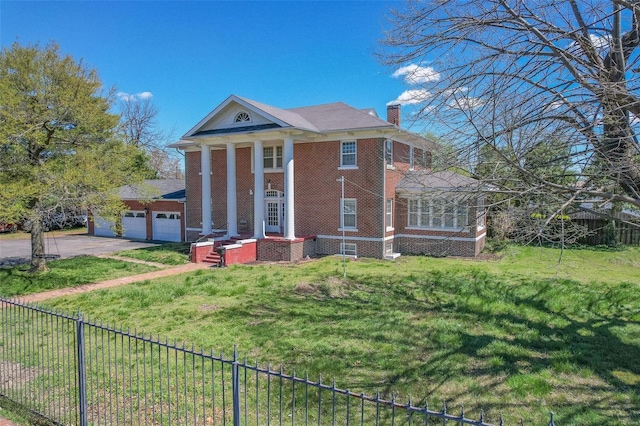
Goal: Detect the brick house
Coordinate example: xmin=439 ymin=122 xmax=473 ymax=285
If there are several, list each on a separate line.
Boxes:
xmin=89 ymin=179 xmax=186 ymax=242
xmin=171 ymin=95 xmax=486 ymax=263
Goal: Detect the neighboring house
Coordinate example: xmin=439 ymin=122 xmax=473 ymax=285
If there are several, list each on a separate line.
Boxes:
xmin=171 ymin=95 xmax=486 ymax=263
xmin=89 ymin=179 xmax=186 ymax=242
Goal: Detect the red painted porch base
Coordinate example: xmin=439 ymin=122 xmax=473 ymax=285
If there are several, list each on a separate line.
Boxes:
xmin=190 ymin=235 xmax=317 ymax=265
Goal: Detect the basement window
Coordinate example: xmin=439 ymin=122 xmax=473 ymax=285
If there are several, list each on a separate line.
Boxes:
xmin=340 ymin=243 xmax=357 ymax=257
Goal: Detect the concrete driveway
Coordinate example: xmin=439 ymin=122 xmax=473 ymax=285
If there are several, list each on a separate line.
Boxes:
xmin=0 ymin=234 xmax=162 ymax=267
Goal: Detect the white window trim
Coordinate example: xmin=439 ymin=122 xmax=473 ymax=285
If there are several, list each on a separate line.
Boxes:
xmin=340 ymin=140 xmax=358 ymax=169
xmin=385 ymin=139 xmax=394 ymax=169
xmin=340 ymin=198 xmax=357 ymax=231
xmin=339 ymin=242 xmax=358 ymax=257
xmin=407 ymin=198 xmax=469 ymax=231
xmin=477 ymin=197 xmax=486 ymax=231
xmin=409 ymin=147 xmax=415 ymax=171
xmin=386 ymin=198 xmax=394 ymax=231
xmin=233 ymin=110 xmax=252 ymax=124
xmin=262 ymin=144 xmax=284 ymax=172
xmin=385 ymin=241 xmax=394 ymax=256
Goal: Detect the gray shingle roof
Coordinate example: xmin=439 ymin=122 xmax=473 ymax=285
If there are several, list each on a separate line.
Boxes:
xmin=397 ymin=171 xmax=483 ymax=192
xmin=119 ymin=179 xmax=185 ymax=200
xmin=174 ymin=95 xmax=437 ymax=149
xmin=289 ymin=102 xmax=394 ymax=132
xmin=236 ymin=96 xmax=320 ymax=132
xmin=236 ymin=96 xmax=394 ymax=133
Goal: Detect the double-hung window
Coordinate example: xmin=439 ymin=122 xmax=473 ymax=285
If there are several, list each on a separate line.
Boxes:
xmin=408 ymin=199 xmax=419 ymax=227
xmin=341 ymin=198 xmax=357 ymax=230
xmin=417 ymin=150 xmax=431 ymax=170
xmin=476 ymin=197 xmax=486 ymax=230
xmin=409 ymin=147 xmax=415 ymax=170
xmin=340 ymin=141 xmax=357 ymax=168
xmin=263 ymin=146 xmax=283 ymax=169
xmin=386 ymin=198 xmax=393 ymax=230
xmin=385 ymin=139 xmax=393 ymax=168
xmin=407 ymin=198 xmax=469 ymax=230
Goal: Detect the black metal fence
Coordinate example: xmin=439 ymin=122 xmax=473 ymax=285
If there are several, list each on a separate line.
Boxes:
xmin=0 ymin=298 xmax=554 ymax=425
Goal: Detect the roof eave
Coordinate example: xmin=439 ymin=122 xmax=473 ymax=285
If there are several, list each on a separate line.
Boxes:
xmin=167 ymin=139 xmax=196 ymax=149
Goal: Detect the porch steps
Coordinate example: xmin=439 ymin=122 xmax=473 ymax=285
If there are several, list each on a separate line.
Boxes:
xmin=201 ymin=237 xmax=240 ymax=266
xmin=202 ymin=252 xmax=222 ymax=266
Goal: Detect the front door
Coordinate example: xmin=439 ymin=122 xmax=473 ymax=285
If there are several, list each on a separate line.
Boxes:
xmin=264 ymin=190 xmax=284 ymax=233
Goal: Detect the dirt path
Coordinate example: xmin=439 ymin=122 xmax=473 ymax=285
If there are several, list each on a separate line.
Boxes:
xmin=18 ymin=262 xmax=212 ymax=303
xmin=0 ymin=417 xmax=17 ymax=426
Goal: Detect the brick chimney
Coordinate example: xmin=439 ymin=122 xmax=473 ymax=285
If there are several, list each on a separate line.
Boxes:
xmin=387 ymin=103 xmax=400 ymax=127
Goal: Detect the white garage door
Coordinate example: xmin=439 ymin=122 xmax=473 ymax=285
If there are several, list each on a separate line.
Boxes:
xmin=93 ymin=216 xmax=116 ymax=237
xmin=152 ymin=212 xmax=181 ymax=242
xmin=121 ymin=211 xmax=147 ymax=240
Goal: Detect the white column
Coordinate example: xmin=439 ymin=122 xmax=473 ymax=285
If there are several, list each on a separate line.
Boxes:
xmin=283 ymin=137 xmax=296 ymax=240
xmin=200 ymin=144 xmax=212 ymax=235
xmin=226 ymin=142 xmax=238 ymax=238
xmin=253 ymin=140 xmax=266 ymax=239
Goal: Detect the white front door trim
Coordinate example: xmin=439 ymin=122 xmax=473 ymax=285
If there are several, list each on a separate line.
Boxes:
xmin=264 ymin=190 xmax=284 ymax=233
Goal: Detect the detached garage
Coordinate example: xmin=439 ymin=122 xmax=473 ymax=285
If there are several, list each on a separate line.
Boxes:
xmin=89 ymin=179 xmax=186 ymax=242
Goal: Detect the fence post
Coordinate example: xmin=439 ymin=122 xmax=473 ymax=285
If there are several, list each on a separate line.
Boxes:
xmin=232 ymin=347 xmax=241 ymax=426
xmin=76 ymin=310 xmax=88 ymax=426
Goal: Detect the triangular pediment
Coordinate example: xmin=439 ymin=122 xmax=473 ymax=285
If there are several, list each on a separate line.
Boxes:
xmin=184 ymin=95 xmax=290 ymax=138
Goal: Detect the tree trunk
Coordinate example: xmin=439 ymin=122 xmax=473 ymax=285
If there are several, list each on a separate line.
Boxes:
xmin=30 ymin=218 xmax=48 ymax=272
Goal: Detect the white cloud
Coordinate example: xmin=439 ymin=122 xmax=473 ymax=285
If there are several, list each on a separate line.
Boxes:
xmin=442 ymin=87 xmax=469 ymax=96
xmin=392 ymin=64 xmax=440 ymax=84
xmin=117 ymin=91 xmax=154 ymax=102
xmin=388 ymin=89 xmax=431 ymax=106
xmin=545 ymin=100 xmax=564 ymax=111
xmin=589 ymin=34 xmax=610 ymax=50
xmin=448 ymin=97 xmax=484 ymax=110
xmin=567 ymin=34 xmax=611 ymax=57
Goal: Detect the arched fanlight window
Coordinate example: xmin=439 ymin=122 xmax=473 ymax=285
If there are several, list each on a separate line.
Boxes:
xmin=234 ymin=111 xmax=251 ymax=123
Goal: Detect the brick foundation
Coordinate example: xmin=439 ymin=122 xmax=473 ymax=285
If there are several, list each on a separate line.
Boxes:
xmin=395 ymin=234 xmax=485 ymax=257
xmin=316 ymin=237 xmax=384 ymax=259
xmin=257 ymin=236 xmax=316 ymax=262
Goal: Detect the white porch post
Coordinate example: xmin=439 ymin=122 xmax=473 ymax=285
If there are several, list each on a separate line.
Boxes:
xmin=283 ymin=137 xmax=296 ymax=240
xmin=200 ymin=144 xmax=212 ymax=235
xmin=225 ymin=142 xmax=238 ymax=238
xmin=253 ymin=140 xmax=266 ymax=239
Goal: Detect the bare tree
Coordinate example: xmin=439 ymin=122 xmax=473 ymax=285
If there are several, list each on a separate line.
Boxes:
xmin=118 ymin=95 xmax=183 ymax=178
xmin=381 ymin=0 xmax=640 ymax=241
xmin=147 ymin=147 xmax=184 ymax=179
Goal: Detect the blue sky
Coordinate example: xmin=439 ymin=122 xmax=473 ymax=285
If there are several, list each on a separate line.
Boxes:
xmin=1 ymin=1 xmax=420 ymax=140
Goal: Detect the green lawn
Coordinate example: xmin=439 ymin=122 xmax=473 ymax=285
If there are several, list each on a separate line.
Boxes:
xmin=0 ymin=397 xmax=33 ymax=425
xmin=0 ymin=256 xmax=158 ymax=297
xmin=114 ymin=242 xmax=191 ymax=265
xmin=42 ymin=245 xmax=640 ymax=425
